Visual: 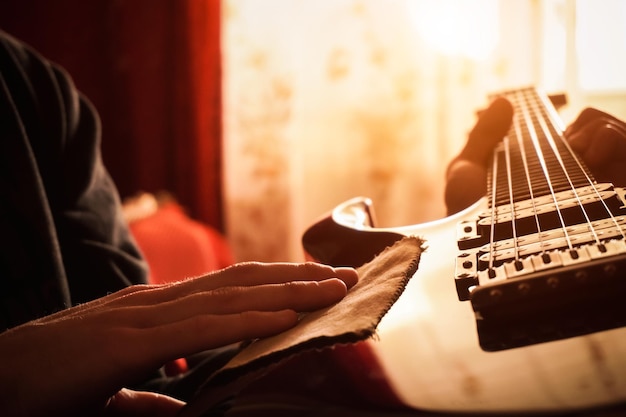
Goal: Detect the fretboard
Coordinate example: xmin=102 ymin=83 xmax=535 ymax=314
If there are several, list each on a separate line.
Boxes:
xmin=487 ymin=87 xmax=595 ymax=208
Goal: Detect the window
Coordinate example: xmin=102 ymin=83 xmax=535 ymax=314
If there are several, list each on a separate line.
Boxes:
xmin=576 ymin=0 xmax=626 ymax=92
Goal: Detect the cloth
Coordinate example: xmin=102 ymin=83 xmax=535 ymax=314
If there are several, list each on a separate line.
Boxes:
xmin=179 ymin=236 xmax=424 ymax=417
xmin=0 ymin=30 xmax=147 ymax=331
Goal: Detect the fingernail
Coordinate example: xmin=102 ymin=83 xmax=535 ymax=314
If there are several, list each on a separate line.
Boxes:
xmin=318 ymin=278 xmax=348 ymax=299
xmin=334 ymin=267 xmax=359 ymax=288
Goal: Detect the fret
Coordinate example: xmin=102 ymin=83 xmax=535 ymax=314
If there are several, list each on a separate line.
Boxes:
xmin=488 ymin=87 xmax=594 ymax=208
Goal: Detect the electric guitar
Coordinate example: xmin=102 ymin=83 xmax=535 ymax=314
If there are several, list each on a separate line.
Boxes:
xmin=302 ymin=87 xmax=626 ymax=413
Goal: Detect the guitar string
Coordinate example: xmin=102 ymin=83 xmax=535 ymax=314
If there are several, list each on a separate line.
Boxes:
xmin=518 ymin=89 xmax=574 ymax=249
xmin=528 ymin=91 xmax=601 ymax=246
xmin=503 ymin=90 xmax=528 ymax=265
xmin=488 ymin=136 xmax=500 ymax=275
xmin=510 ymin=89 xmax=546 ymax=253
xmin=537 ymin=91 xmax=626 ymax=241
xmin=502 ymin=135 xmax=521 ymax=264
xmin=489 ymin=88 xmax=545 ymax=272
xmin=487 ymin=86 xmax=624 ymax=279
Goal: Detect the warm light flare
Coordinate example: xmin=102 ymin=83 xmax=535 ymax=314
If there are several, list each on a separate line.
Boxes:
xmin=407 ymin=0 xmax=499 ymax=60
xmin=576 ymin=0 xmax=626 ymax=91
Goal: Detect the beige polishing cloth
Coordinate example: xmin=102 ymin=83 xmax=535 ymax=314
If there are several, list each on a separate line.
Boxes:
xmin=179 ymin=235 xmax=423 ymax=417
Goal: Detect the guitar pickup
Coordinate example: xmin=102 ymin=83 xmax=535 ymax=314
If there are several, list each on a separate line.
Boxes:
xmin=456 ymin=220 xmax=486 ymax=250
xmin=616 ymin=186 xmax=626 ymax=208
xmin=455 ymin=251 xmax=479 ymax=301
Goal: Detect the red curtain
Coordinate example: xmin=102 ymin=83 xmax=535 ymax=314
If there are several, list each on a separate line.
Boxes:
xmin=0 ymin=0 xmax=224 ymax=229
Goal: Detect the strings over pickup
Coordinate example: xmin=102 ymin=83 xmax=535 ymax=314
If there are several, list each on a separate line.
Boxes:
xmin=457 ymin=183 xmax=623 ymax=250
xmin=455 ymin=185 xmax=626 ymax=300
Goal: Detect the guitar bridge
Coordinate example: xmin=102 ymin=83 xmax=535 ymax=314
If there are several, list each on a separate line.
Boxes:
xmin=470 ymin=240 xmax=626 ymax=351
xmin=454 ymin=183 xmax=626 ymax=351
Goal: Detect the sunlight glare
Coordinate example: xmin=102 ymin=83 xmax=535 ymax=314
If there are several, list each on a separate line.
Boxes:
xmin=407 ymin=0 xmax=499 ymax=60
xmin=575 ymin=0 xmax=626 ymax=91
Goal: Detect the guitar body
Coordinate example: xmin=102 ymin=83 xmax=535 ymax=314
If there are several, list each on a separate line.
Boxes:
xmin=329 ymin=198 xmax=626 ymax=413
xmin=302 ymin=88 xmax=626 ymax=413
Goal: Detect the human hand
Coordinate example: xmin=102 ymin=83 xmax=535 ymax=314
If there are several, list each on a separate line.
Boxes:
xmin=564 ymin=107 xmax=626 ymax=187
xmin=0 ymin=262 xmax=358 ymax=417
xmin=444 ymin=97 xmax=626 ymax=216
xmin=444 ymin=97 xmax=514 ymax=215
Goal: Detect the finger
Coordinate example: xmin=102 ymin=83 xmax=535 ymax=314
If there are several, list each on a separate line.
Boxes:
xmin=565 ymin=107 xmax=626 ymax=136
xmin=567 ymin=119 xmax=626 ymax=167
xmin=103 ymin=389 xmax=184 ymax=417
xmin=193 ymin=262 xmax=359 ymax=290
xmin=330 ymin=266 xmax=359 ymax=288
xmin=583 ymin=124 xmax=626 ymax=168
xmin=445 ymin=159 xmax=488 ymax=215
xmin=42 ymin=264 xmax=359 ymax=323
xmin=115 ymin=263 xmax=357 ymax=308
xmin=94 ymin=278 xmax=348 ymax=330
xmin=171 ymin=278 xmax=348 ymax=316
xmin=192 ymin=277 xmax=346 ymax=315
xmin=444 ymin=98 xmax=512 ymax=215
xmin=460 ymin=96 xmax=514 ymax=166
xmin=135 ymin=310 xmax=299 ymax=365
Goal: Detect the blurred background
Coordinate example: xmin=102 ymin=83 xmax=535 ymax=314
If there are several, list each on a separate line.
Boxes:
xmin=222 ymin=0 xmax=626 ymax=261
xmin=2 ymin=0 xmax=625 ymax=263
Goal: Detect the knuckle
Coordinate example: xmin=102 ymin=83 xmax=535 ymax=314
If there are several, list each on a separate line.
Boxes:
xmin=296 ymin=261 xmax=331 ymax=277
xmin=226 ymin=261 xmax=268 ymax=280
xmin=282 ymin=280 xmax=310 ymax=293
xmin=117 ymin=284 xmax=153 ymax=295
xmin=209 ymin=285 xmax=245 ymax=301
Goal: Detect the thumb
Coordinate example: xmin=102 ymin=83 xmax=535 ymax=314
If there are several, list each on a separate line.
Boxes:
xmin=460 ymin=96 xmax=514 ymax=166
xmin=103 ymin=388 xmax=185 ymax=417
xmin=445 ymin=159 xmax=488 ymax=215
xmin=444 ymin=97 xmax=513 ymax=215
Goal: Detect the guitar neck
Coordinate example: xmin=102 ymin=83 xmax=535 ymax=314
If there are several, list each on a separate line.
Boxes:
xmin=488 ymin=87 xmax=595 ymax=208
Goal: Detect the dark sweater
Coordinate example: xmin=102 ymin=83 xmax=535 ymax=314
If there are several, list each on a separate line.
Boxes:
xmin=0 ymin=30 xmax=147 ymax=331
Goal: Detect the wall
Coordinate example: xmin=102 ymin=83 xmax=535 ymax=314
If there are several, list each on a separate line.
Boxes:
xmin=222 ymin=0 xmax=626 ymax=262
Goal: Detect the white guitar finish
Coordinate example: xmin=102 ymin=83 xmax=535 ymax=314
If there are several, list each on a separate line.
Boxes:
xmin=331 ymin=196 xmax=626 ymax=413
xmin=305 ymin=87 xmax=626 ymax=413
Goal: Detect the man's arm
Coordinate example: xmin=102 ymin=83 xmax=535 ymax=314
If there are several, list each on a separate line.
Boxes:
xmin=0 ymin=30 xmax=147 ymax=322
